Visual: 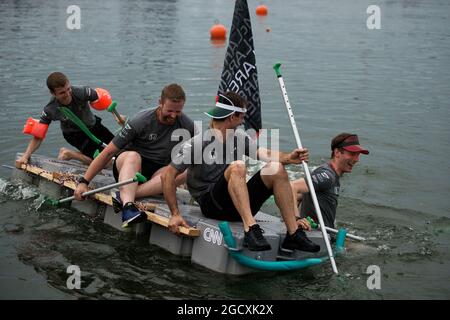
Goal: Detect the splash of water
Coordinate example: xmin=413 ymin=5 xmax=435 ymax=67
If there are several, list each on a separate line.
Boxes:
xmin=0 ymin=178 xmax=39 ymax=200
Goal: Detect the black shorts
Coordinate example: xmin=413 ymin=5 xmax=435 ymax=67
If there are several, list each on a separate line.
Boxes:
xmin=112 ymin=153 xmax=165 ymax=182
xmin=62 ymin=116 xmax=114 ymax=159
xmin=198 ymin=170 xmax=273 ymax=221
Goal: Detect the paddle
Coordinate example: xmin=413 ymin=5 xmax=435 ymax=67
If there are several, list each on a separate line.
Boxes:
xmin=58 ymin=107 xmax=108 ymax=148
xmin=274 ymin=62 xmax=339 ymax=274
xmin=107 ymin=101 xmax=126 ymax=126
xmin=45 ymin=172 xmax=147 ymax=206
xmin=306 ymin=217 xmax=366 ymax=241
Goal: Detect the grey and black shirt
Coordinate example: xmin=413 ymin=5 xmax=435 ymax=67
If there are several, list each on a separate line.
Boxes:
xmin=170 ymin=129 xmax=257 ymax=204
xmin=39 ymin=86 xmax=99 ymax=134
xmin=300 ymin=162 xmax=340 ymax=228
xmin=112 ymin=108 xmax=196 ymax=165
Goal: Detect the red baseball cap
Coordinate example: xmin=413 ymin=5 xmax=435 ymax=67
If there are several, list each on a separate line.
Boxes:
xmin=332 ymin=134 xmax=369 ymax=155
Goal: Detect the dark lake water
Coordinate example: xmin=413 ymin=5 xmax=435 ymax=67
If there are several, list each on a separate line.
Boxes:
xmin=1 ymin=0 xmax=449 ymax=299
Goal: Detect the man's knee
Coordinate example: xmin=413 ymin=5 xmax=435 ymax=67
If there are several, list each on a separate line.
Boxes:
xmin=116 ymin=151 xmax=141 ymax=170
xmin=123 ymin=151 xmax=142 ymax=164
xmin=228 ymin=160 xmax=247 ymax=178
xmin=261 ymin=161 xmax=287 ymax=178
xmin=175 ymin=170 xmax=187 ymax=183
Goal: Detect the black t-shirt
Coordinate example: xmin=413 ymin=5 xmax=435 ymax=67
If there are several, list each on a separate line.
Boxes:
xmin=300 ymin=162 xmax=340 ymax=228
xmin=39 ymin=86 xmax=99 ymax=134
xmin=170 ymin=129 xmax=257 ymax=202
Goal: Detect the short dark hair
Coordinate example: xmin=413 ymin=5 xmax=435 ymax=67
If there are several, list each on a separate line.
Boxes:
xmin=46 ymin=72 xmax=69 ymax=92
xmin=161 ymin=83 xmax=186 ymax=103
xmin=330 ymin=132 xmax=354 ymax=158
xmin=224 ymin=91 xmax=247 ymax=109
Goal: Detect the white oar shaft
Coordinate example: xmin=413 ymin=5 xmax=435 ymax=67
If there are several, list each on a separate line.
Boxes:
xmin=58 ymin=177 xmax=137 ymax=204
xmin=320 ymin=225 xmax=366 ymax=241
xmin=275 ymin=68 xmax=338 ymax=274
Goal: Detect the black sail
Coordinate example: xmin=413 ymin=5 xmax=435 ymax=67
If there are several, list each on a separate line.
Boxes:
xmin=218 ymin=0 xmax=262 ymax=132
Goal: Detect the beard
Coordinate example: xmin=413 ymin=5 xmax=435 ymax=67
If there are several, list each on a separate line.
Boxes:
xmin=161 ymin=116 xmax=178 ymax=124
xmin=162 ymin=115 xmax=176 ymax=124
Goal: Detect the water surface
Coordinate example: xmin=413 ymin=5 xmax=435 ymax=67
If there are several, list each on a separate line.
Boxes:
xmin=1 ymin=0 xmax=449 ymax=299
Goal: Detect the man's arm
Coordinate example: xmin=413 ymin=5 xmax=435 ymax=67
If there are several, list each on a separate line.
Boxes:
xmin=74 ymin=142 xmax=119 ymax=200
xmin=292 ymin=166 xmax=334 ymax=198
xmin=85 ymin=86 xmax=99 ymax=102
xmin=16 ymin=137 xmax=43 ymax=167
xmin=83 ymin=142 xmax=118 ymax=181
xmin=291 ymin=177 xmax=309 ymax=194
xmin=257 ymin=147 xmax=308 ymax=165
xmin=161 ymin=165 xmax=189 ymax=234
xmin=18 ymin=111 xmax=52 ymax=167
xmin=257 ymin=147 xmax=285 ymax=163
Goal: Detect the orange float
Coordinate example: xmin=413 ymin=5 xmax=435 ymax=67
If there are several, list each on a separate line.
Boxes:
xmin=90 ymin=88 xmax=112 ymax=110
xmin=256 ymin=5 xmax=268 ymax=16
xmin=23 ymin=117 xmax=49 ymax=139
xmin=210 ymin=24 xmax=227 ymax=40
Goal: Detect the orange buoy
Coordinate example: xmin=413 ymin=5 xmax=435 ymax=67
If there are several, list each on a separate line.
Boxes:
xmin=91 ymin=88 xmax=112 ymax=110
xmin=210 ymin=24 xmax=227 ymax=40
xmin=256 ymin=5 xmax=268 ymax=16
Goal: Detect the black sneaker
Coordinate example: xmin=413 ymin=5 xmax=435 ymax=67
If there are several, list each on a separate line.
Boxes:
xmin=282 ymin=229 xmax=320 ymax=253
xmin=243 ymin=224 xmax=272 ymax=251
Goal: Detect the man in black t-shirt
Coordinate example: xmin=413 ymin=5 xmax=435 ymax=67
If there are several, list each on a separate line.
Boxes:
xmin=291 ymin=133 xmax=369 ymax=229
xmin=162 ymin=91 xmax=320 ymax=253
xmin=17 ymin=72 xmax=115 ymax=166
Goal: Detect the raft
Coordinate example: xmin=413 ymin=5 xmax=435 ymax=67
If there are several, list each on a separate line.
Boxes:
xmin=11 ymin=153 xmax=347 ymax=275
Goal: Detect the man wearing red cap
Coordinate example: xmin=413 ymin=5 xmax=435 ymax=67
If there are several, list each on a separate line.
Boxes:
xmin=292 ymin=133 xmax=369 ymax=230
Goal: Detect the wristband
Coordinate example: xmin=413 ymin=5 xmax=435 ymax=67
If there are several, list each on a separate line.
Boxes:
xmin=78 ymin=176 xmax=90 ymax=185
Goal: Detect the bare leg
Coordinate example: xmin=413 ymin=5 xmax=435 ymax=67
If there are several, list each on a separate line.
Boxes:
xmin=114 ymin=151 xmax=141 ymax=205
xmin=292 ymin=187 xmax=308 ymax=229
xmin=135 ymin=167 xmax=187 ymax=198
xmin=58 ymin=147 xmax=92 ymax=165
xmin=290 ymin=181 xmax=303 ymax=217
xmin=291 ymin=182 xmax=300 ymax=217
xmin=291 ymin=179 xmax=308 ymax=228
xmin=224 ymin=161 xmax=256 ymax=232
xmin=260 ymin=162 xmax=297 ymax=235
